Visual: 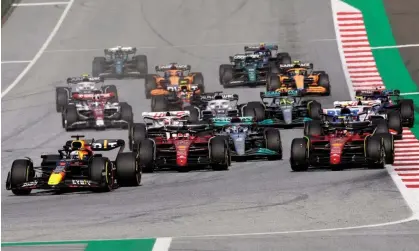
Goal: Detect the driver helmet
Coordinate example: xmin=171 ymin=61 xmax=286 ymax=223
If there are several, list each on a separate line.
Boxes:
xmin=259 ymin=42 xmax=265 ymax=49
xmin=340 ymin=106 xmax=352 ymax=115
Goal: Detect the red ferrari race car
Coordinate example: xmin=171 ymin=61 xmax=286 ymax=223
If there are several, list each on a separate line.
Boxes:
xmin=133 ymin=124 xmax=231 ymax=172
xmin=290 ymin=117 xmax=395 ymax=171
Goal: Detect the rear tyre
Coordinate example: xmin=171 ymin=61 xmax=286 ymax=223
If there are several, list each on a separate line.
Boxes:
xmin=366 ymin=135 xmax=385 ymax=169
xmin=151 ymin=96 xmax=167 ymax=112
xmin=129 ymin=123 xmax=147 ymax=151
xmin=387 ymin=111 xmax=402 ymax=138
xmin=134 ymin=55 xmax=148 ymax=75
xmin=184 ymin=106 xmax=200 ymax=122
xmin=89 ymin=157 xmax=113 ymax=192
xmin=222 ymin=67 xmax=234 ymax=87
xmin=219 ymin=64 xmax=232 ymax=84
xmin=56 ymin=87 xmax=69 ymax=112
xmin=120 ymin=102 xmax=134 ymax=128
xmin=307 ymin=101 xmax=322 ymax=120
xmin=145 ymin=74 xmax=158 ymax=99
xmin=277 ymin=52 xmax=291 ymax=64
xmin=290 ymin=138 xmax=309 ymax=171
xmin=304 ymin=120 xmax=323 ymax=136
xmin=9 ymin=159 xmax=34 ymax=195
xmin=265 ymin=128 xmax=282 ymax=160
xmin=102 ymin=85 xmax=119 ymax=103
xmin=210 ymin=136 xmax=229 ymax=171
xmin=192 ymin=72 xmax=205 ymax=93
xmin=399 ymin=99 xmax=414 ymax=127
xmin=92 ymin=57 xmax=106 ymax=77
xmin=116 ymin=152 xmax=141 ymax=186
xmin=63 ymin=105 xmax=78 ymax=131
xmin=268 ymin=74 xmax=280 ymax=91
xmin=138 ymin=139 xmax=155 ymax=173
xmin=243 ymin=102 xmax=265 ymax=121
xmin=318 ymin=74 xmax=330 ymax=96
xmin=374 ymin=119 xmax=389 ymax=134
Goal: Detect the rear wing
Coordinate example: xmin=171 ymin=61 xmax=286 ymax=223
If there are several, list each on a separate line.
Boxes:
xmin=104 ymin=47 xmax=136 ymax=54
xmin=244 ymin=44 xmax=278 ymax=51
xmin=322 ymin=108 xmax=363 ymax=117
xmin=66 ymin=76 xmax=103 ymax=84
xmin=155 ymin=64 xmax=191 ymax=72
xmin=163 ymin=124 xmax=211 ymax=132
xmin=333 ymin=100 xmax=381 ymax=107
xmin=355 ymin=89 xmax=400 ymax=97
xmin=260 ymin=90 xmax=302 ymax=99
xmin=72 ymin=92 xmax=115 ymax=100
xmin=90 ymin=139 xmax=125 ymax=152
xmin=141 ymin=111 xmax=190 ymax=120
xmin=323 ymin=121 xmax=373 ymax=131
xmin=212 ymin=116 xmax=254 ymax=126
xmin=278 ymin=62 xmax=313 ymax=69
xmin=229 ymin=54 xmax=261 ymax=62
xmin=199 ymin=92 xmax=239 ymax=102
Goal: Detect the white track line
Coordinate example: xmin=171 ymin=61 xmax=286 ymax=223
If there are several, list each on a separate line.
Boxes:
xmin=371 ymin=44 xmax=419 ymax=50
xmin=152 ymin=238 xmax=172 ymax=251
xmin=1 ymin=0 xmax=75 ymax=98
xmin=12 ymin=2 xmax=69 ymax=7
xmin=1 ymin=61 xmax=31 ymax=64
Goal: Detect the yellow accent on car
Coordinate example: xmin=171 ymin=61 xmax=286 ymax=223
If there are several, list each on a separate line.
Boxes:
xmin=48 ymin=173 xmax=63 ymax=185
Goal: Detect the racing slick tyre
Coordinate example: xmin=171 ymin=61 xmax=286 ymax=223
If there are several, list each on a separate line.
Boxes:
xmin=102 ymin=85 xmax=119 ymax=103
xmin=184 ymin=106 xmax=200 ymax=122
xmin=129 ymin=123 xmax=147 ymax=151
xmin=151 ymin=96 xmax=168 ymax=112
xmin=290 ymin=138 xmax=309 ymax=172
xmin=243 ymin=102 xmax=265 ymax=121
xmin=8 ymin=159 xmax=35 ymax=196
xmin=209 ymin=136 xmax=230 ymax=171
xmin=56 ymin=87 xmax=69 ymax=112
xmin=387 ymin=111 xmax=402 ymax=139
xmin=119 ymin=102 xmax=134 ymax=128
xmin=277 ymin=52 xmax=292 ymax=64
xmin=134 ymin=55 xmax=148 ymax=76
xmin=304 ymin=120 xmax=323 ymax=137
xmin=63 ymin=105 xmax=78 ymax=131
xmin=137 ymin=139 xmax=155 ymax=173
xmin=116 ymin=152 xmax=141 ymax=186
xmin=268 ymin=61 xmax=280 ymax=74
xmin=375 ymin=133 xmax=394 ymax=164
xmin=221 ymin=67 xmax=234 ymax=88
xmin=219 ymin=64 xmax=232 ymax=84
xmin=267 ymin=74 xmax=280 ymax=91
xmin=191 ymin=72 xmax=205 ymax=93
xmin=92 ymin=57 xmax=106 ymax=77
xmin=399 ymin=99 xmax=415 ymax=127
xmin=89 ymin=157 xmax=113 ymax=192
xmin=264 ymin=128 xmax=283 ymax=160
xmin=366 ymin=135 xmax=385 ymax=169
xmin=318 ymin=73 xmax=331 ymax=96
xmin=373 ymin=119 xmax=389 ymax=134
xmin=307 ymin=100 xmax=322 ymax=120
xmin=145 ymin=74 xmax=158 ymax=99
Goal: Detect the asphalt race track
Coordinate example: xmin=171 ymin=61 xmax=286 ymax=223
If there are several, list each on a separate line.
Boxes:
xmin=1 ymin=0 xmax=418 ymax=250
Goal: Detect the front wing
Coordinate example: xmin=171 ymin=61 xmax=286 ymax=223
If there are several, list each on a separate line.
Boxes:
xmin=66 ymin=119 xmax=130 ymax=130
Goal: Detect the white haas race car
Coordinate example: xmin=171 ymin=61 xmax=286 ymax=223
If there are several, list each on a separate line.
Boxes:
xmin=128 ymin=111 xmax=192 ymax=150
xmin=321 ymin=99 xmax=403 ymax=139
xmin=185 ymin=92 xmax=240 ymax=121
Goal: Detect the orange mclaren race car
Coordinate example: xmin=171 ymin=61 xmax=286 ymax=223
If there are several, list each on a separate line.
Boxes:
xmin=144 ymin=63 xmax=205 ymax=99
xmin=267 ymin=61 xmax=331 ymax=96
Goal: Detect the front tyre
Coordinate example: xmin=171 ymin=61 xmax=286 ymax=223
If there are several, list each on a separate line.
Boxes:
xmin=116 ymin=152 xmax=141 ymax=186
xmin=290 ymin=138 xmax=309 ymax=171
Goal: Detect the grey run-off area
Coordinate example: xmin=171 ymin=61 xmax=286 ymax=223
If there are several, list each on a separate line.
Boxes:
xmin=1 ymin=0 xmax=418 ymax=250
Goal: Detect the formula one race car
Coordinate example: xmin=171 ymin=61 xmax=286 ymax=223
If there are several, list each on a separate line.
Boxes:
xmin=290 ymin=118 xmax=394 ymax=171
xmin=182 ymin=92 xmax=241 ymax=121
xmin=128 ymin=111 xmax=192 ymax=150
xmin=355 ymin=89 xmax=415 ymax=127
xmin=133 ymin=124 xmax=231 ymax=172
xmin=61 ymin=92 xmax=133 ymax=131
xmin=219 ymin=54 xmax=268 ymax=88
xmin=55 ymin=75 xmax=118 ymax=112
xmin=306 ymin=99 xmax=403 ymax=139
xmin=5 ymin=135 xmax=141 ymax=195
xmin=243 ymin=43 xmax=292 ymax=68
xmin=145 ymin=63 xmax=204 ymax=99
xmin=92 ymin=46 xmax=148 ymax=79
xmin=149 ymin=82 xmax=201 ymax=112
xmin=212 ymin=117 xmax=282 ymax=161
xmin=267 ymin=61 xmax=331 ymax=95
